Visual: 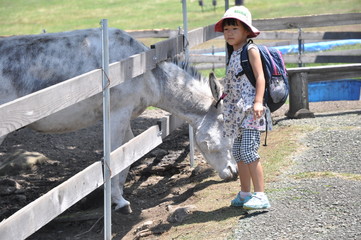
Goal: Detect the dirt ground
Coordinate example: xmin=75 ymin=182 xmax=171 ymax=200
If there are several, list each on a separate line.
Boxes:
xmin=0 ymin=108 xmax=218 ymax=240
xmin=0 ymin=101 xmax=360 ymax=239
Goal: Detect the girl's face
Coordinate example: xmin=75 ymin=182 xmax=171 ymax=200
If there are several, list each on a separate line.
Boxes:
xmin=223 ymin=20 xmax=249 ymax=50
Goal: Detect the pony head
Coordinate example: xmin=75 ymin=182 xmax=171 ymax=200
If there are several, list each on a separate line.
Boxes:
xmin=193 ymin=72 xmax=237 ymax=180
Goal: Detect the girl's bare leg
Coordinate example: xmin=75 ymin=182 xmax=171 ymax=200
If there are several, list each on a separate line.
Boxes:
xmin=248 ymin=159 xmax=264 ymax=192
xmin=237 ymin=161 xmax=252 ymax=192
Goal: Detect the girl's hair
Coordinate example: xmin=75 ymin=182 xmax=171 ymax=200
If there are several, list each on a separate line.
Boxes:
xmin=226 ymin=43 xmax=233 ymax=66
xmin=223 ymin=18 xmax=251 ymax=66
xmin=222 ymin=18 xmax=251 ymax=33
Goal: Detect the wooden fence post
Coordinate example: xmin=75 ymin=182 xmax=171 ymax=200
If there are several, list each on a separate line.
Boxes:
xmin=287 ymin=72 xmax=315 ymax=119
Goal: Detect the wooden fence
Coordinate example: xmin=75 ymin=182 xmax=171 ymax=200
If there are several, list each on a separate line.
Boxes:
xmin=0 ymin=12 xmax=360 ymax=239
xmin=186 ymin=13 xmax=361 ymax=69
xmin=126 ymin=14 xmax=361 ymax=68
xmin=287 ymin=63 xmax=361 ymax=118
xmin=0 ymin=30 xmax=185 ymax=240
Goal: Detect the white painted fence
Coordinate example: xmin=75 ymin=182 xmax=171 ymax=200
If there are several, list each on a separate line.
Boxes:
xmin=0 ymin=12 xmax=360 ymax=239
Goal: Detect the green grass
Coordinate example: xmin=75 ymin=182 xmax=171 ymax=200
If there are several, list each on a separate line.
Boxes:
xmin=0 ymin=0 xmax=360 ymax=36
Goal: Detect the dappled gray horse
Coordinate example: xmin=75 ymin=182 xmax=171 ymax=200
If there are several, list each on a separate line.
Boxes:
xmin=0 ymin=28 xmax=237 ymax=212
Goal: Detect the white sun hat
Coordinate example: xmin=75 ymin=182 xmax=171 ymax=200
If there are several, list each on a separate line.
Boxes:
xmin=214 ymin=6 xmax=260 ymax=38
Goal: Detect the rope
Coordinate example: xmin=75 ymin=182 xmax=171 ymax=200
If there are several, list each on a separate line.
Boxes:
xmin=101 ymin=68 xmax=111 ymax=90
xmin=101 ymin=157 xmax=112 ymax=183
xmin=74 ymin=216 xmax=103 ymax=238
xmin=100 ymin=67 xmax=112 ymax=182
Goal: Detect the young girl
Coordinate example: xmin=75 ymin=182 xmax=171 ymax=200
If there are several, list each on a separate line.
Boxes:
xmin=215 ymin=6 xmax=272 ymax=210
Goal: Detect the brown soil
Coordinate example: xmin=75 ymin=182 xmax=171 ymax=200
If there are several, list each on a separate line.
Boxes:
xmin=0 ymin=101 xmax=360 ymax=239
xmin=0 ymin=108 xmax=215 ymax=240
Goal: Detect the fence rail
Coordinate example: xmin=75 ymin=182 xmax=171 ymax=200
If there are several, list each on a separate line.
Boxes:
xmin=127 ymin=13 xmax=361 ymax=39
xmin=189 ymin=48 xmax=361 ymax=67
xmin=253 ymin=12 xmax=361 ymax=30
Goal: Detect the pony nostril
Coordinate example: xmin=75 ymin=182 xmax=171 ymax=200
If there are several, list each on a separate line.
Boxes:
xmin=219 ymin=165 xmax=238 ymax=181
xmin=228 ymin=165 xmax=238 ymax=180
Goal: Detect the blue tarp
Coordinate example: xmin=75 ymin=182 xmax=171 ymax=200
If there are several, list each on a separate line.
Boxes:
xmin=308 ymin=79 xmax=361 ymax=102
xmin=209 ymin=39 xmax=361 ymax=56
xmin=274 ymin=39 xmax=361 ymax=54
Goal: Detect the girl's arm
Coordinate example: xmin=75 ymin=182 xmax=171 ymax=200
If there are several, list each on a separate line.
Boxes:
xmin=248 ymin=47 xmax=266 ymax=119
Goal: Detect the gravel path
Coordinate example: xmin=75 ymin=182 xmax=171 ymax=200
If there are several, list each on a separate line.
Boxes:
xmin=232 ymin=110 xmax=361 ymax=240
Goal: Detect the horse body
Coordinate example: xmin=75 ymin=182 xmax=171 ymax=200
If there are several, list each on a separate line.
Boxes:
xmin=0 ymin=28 xmax=237 ymax=211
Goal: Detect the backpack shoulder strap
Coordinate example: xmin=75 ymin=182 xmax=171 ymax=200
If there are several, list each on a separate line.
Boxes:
xmin=240 ymin=39 xmax=256 ymax=87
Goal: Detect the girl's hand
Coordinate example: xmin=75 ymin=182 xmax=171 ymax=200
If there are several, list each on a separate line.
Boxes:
xmin=253 ymin=102 xmax=264 ymax=119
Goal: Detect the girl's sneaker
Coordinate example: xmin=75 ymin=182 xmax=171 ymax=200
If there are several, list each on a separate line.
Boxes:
xmin=231 ymin=192 xmax=252 ymax=207
xmin=243 ymin=193 xmax=271 ymax=210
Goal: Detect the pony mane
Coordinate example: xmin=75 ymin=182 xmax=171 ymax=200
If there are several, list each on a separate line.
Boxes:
xmin=172 ymin=58 xmax=204 ymax=83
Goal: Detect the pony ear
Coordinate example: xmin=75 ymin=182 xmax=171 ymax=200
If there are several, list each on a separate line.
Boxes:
xmin=209 ymin=72 xmax=222 ymax=100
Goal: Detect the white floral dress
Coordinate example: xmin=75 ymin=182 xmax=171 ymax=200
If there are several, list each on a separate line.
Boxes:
xmin=222 ymin=44 xmax=272 ymax=139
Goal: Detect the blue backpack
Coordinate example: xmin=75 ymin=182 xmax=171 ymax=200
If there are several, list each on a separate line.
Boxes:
xmin=226 ymin=40 xmax=289 ymax=112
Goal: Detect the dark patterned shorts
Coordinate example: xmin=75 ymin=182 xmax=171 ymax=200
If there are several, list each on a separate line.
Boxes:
xmin=232 ymin=129 xmax=261 ymax=164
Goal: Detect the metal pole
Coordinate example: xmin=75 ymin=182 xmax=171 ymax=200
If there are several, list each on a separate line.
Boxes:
xmin=225 ymin=1 xmax=229 ymax=65
xmin=182 ymin=0 xmax=189 ymax=61
xmin=182 ymin=0 xmax=195 ymax=168
xmin=101 ymin=19 xmax=112 ymax=240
